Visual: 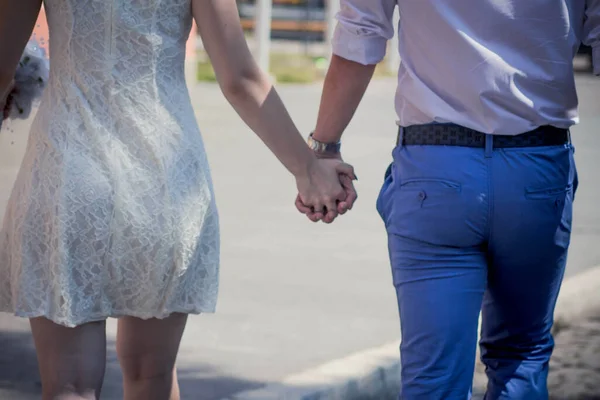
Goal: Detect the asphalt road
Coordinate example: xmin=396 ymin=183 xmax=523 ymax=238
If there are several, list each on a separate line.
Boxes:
xmin=0 ymin=71 xmax=598 ymax=400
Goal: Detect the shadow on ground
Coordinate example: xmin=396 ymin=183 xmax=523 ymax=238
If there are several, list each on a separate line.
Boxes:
xmin=0 ymin=330 xmax=41 ymax=396
xmin=0 ymin=329 xmax=264 ymax=400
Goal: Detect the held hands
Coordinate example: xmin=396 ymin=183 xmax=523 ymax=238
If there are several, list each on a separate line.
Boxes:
xmin=294 ymin=153 xmax=358 ymax=224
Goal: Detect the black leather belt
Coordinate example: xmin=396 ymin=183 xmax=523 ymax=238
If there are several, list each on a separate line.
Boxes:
xmin=397 ymin=124 xmax=570 ymax=148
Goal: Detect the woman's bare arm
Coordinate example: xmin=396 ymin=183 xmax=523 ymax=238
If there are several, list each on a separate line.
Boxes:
xmin=191 ymin=0 xmax=357 ymax=221
xmin=0 ymin=0 xmax=42 ymax=103
xmin=191 ymin=0 xmax=318 ymax=178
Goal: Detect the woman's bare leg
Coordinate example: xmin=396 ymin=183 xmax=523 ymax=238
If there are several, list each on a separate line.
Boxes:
xmin=117 ymin=313 xmax=188 ymax=400
xmin=29 ymin=318 xmax=107 ymax=400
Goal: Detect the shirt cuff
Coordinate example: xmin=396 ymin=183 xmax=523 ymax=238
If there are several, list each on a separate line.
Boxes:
xmin=331 ymin=23 xmax=388 ymax=66
xmin=594 ymin=45 xmax=600 ymax=76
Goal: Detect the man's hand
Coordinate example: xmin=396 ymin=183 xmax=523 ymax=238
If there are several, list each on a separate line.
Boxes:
xmin=293 ymin=53 xmax=373 ymax=223
xmin=295 ymin=153 xmax=358 ymax=223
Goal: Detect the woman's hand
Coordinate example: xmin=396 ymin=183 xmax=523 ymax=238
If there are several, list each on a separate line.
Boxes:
xmin=1 ymin=79 xmax=15 ymax=121
xmin=295 ymin=157 xmax=357 ymax=224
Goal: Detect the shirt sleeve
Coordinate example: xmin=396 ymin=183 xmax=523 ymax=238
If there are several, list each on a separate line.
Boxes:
xmin=331 ymin=0 xmax=397 ymax=66
xmin=583 ymin=0 xmax=600 ymax=75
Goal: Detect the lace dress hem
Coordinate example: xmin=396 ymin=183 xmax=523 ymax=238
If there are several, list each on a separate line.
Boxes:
xmin=0 ymin=303 xmax=216 ymax=328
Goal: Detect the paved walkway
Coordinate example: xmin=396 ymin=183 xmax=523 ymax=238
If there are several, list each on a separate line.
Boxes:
xmin=547 ymin=308 xmax=600 ymax=399
xmin=472 ymin=308 xmax=600 ymax=400
xmin=0 ymin=73 xmax=599 ymax=399
xmin=472 ymin=266 xmax=600 ymax=400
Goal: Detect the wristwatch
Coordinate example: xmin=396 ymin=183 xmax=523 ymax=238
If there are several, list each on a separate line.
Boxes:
xmin=307 ymin=132 xmax=341 ymax=155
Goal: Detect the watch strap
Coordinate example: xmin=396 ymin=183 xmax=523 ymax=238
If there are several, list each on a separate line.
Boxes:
xmin=307 ymin=132 xmax=341 ymax=155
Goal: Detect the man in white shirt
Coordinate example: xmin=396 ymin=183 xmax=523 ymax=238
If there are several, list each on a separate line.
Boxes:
xmin=299 ymin=1 xmax=599 ymax=398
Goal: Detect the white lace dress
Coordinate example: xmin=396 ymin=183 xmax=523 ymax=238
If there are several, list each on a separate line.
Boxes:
xmin=0 ymin=0 xmax=220 ymax=327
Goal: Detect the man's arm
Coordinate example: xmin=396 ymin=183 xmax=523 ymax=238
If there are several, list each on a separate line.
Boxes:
xmin=583 ymin=0 xmax=600 ymax=75
xmin=297 ymin=0 xmax=397 ymax=222
xmin=312 ymin=0 xmax=397 ymax=144
xmin=312 ymin=56 xmax=376 ymax=143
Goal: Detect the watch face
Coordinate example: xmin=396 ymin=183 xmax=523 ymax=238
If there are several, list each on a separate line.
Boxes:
xmin=308 ymin=135 xmax=340 ymax=154
xmin=309 ymin=137 xmax=321 ymax=148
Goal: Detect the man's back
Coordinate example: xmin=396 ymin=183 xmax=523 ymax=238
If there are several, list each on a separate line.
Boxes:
xmin=311 ymin=1 xmax=597 ymax=398
xmin=333 ymin=0 xmax=597 ymax=134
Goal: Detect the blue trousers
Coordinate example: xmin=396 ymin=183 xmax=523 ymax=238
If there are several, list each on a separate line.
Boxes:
xmin=376 ymin=133 xmax=577 ymax=399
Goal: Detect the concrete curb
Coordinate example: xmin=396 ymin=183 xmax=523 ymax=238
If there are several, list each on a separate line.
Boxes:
xmin=224 ymin=265 xmax=600 ymax=400
xmin=553 ymin=265 xmax=600 ymax=325
xmin=225 ymin=341 xmax=401 ymax=400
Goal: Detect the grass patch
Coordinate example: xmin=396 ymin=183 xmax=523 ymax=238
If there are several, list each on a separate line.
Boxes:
xmin=197 ymin=51 xmax=322 ymax=84
xmin=196 ymin=51 xmax=396 ymax=84
xmin=374 ymin=62 xmax=396 ymax=77
xmin=196 ymin=61 xmax=218 ymax=82
xmin=270 ymin=52 xmax=321 ymax=83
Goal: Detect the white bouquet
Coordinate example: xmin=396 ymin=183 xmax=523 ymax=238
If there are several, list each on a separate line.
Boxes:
xmin=0 ymin=39 xmax=49 ymax=130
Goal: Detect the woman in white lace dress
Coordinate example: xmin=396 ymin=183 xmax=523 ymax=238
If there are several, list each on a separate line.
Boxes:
xmin=0 ymin=0 xmax=356 ymax=399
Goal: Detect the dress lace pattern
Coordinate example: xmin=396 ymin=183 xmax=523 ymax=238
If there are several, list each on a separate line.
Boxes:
xmin=0 ymin=0 xmax=220 ymax=327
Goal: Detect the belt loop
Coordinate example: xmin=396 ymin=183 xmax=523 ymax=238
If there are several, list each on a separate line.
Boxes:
xmin=485 ymin=134 xmax=493 ymax=158
xmin=397 ymin=126 xmax=405 ymax=149
xmin=567 ymin=129 xmax=575 ymax=152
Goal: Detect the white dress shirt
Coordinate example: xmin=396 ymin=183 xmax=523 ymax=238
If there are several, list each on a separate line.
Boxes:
xmin=332 ymin=0 xmax=600 ymax=135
